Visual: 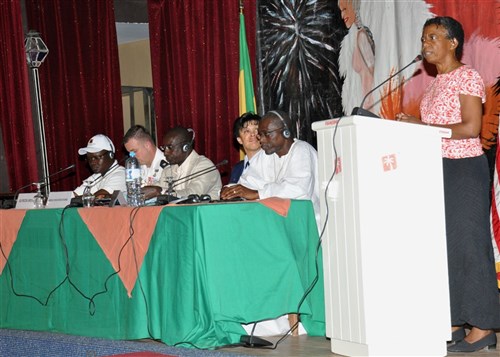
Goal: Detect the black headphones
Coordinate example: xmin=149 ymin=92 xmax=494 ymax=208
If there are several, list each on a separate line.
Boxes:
xmin=184 ymin=193 xmax=211 ymax=204
xmin=104 ymin=135 xmax=115 ymax=159
xmin=269 ymin=111 xmax=291 ymax=139
xmin=182 ymin=128 xmax=196 ymax=153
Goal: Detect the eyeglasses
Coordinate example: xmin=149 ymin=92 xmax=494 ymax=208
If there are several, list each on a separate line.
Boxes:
xmin=159 ymin=141 xmax=186 ymax=152
xmin=257 ymin=127 xmax=284 ymax=139
xmin=86 ymin=153 xmax=106 ymax=162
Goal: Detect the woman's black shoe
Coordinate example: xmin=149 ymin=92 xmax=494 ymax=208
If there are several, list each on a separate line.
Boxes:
xmin=447 ymin=332 xmax=496 ymax=353
xmin=447 ymin=327 xmax=466 ymax=346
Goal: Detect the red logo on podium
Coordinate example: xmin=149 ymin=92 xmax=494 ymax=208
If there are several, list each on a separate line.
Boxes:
xmin=382 ymin=154 xmax=397 ymax=171
xmin=334 ymin=157 xmax=342 ymax=174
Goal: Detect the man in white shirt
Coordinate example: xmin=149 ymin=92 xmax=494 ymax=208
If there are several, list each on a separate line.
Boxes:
xmin=148 ymin=126 xmax=222 ymax=200
xmin=123 ymin=125 xmax=167 ymax=199
xmin=220 ymin=110 xmax=320 ymax=223
xmin=74 ymin=134 xmax=126 ymax=198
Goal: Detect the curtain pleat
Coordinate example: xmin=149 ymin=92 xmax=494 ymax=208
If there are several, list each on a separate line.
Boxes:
xmin=25 ymin=0 xmax=123 ymax=191
xmin=0 ymin=0 xmax=39 ymax=191
xmin=148 ymin=0 xmax=256 ymax=180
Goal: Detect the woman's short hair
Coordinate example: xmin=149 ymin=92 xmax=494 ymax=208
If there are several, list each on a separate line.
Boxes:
xmin=424 ymin=16 xmax=464 ymax=58
xmin=232 ymin=112 xmax=261 ymax=140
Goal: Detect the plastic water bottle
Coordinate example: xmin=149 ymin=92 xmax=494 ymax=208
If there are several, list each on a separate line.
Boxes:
xmin=125 ymin=152 xmax=142 ymax=206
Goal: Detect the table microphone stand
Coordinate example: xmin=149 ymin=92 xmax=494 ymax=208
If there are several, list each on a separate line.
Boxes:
xmin=166 ymin=176 xmax=174 ymax=198
xmin=166 ymin=162 xmax=175 ymax=203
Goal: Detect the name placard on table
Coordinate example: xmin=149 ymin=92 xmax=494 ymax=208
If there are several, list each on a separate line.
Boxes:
xmin=46 ymin=191 xmax=73 ymax=208
xmin=15 ymin=193 xmax=37 ymax=209
xmin=15 ymin=191 xmax=73 ymax=209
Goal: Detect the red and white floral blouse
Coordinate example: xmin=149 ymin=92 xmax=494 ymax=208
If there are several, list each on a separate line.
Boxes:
xmin=420 ymin=65 xmax=486 ymax=159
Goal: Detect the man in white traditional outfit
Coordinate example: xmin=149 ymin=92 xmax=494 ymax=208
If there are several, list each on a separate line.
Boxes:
xmin=220 ymin=110 xmax=320 ymax=224
xmin=123 ymin=125 xmax=167 ymax=199
xmin=221 ymin=110 xmax=319 ymax=337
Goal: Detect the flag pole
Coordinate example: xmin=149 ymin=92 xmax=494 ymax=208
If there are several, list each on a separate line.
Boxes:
xmin=239 ymin=0 xmax=245 ymax=160
xmin=238 ymin=0 xmax=257 ymax=158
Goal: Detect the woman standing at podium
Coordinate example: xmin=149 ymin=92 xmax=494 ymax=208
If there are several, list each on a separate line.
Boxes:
xmin=396 ymin=16 xmax=500 ymax=353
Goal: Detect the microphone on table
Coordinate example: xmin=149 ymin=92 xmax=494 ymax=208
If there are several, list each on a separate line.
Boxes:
xmin=70 ymin=159 xmax=124 ymax=207
xmin=160 ymin=159 xmax=176 ymax=200
xmin=351 ymin=54 xmax=423 ymax=118
xmin=13 ymin=164 xmax=76 ymax=204
xmin=156 ymin=159 xmax=228 ymax=205
xmin=160 ymin=159 xmax=169 ymax=169
xmin=172 ymin=159 xmax=228 ymax=188
xmin=81 ymin=160 xmax=123 ymax=189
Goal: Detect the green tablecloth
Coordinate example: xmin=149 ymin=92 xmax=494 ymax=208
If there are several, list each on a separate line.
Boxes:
xmin=0 ymin=200 xmax=325 ymax=348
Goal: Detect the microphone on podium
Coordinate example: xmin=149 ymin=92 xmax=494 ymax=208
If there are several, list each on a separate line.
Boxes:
xmin=351 ymin=54 xmax=423 ymax=118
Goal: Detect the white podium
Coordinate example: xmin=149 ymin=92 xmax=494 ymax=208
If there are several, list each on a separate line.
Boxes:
xmin=312 ymin=116 xmax=451 ymax=356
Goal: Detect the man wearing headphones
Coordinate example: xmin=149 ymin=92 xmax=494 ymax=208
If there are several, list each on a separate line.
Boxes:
xmin=221 ymin=110 xmax=319 ymax=337
xmin=221 ymin=110 xmax=320 ymax=224
xmin=152 ymin=126 xmax=222 ymax=199
xmin=74 ymin=134 xmax=126 ymax=198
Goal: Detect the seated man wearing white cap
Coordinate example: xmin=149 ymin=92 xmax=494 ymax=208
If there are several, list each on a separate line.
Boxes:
xmin=74 ymin=134 xmax=126 ymax=198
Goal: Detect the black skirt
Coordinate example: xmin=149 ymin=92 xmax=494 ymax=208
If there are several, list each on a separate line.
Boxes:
xmin=443 ymin=155 xmax=500 ymax=329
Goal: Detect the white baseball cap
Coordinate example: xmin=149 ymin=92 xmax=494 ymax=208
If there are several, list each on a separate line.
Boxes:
xmin=78 ymin=134 xmax=115 ymax=155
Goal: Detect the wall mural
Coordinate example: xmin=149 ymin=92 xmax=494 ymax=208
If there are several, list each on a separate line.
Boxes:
xmin=339 ymin=0 xmax=432 ymax=119
xmin=257 ymin=0 xmax=346 ymax=144
xmin=257 ymin=0 xmax=499 ymax=150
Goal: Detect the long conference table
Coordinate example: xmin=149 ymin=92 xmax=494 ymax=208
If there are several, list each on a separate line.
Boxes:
xmin=0 ymin=199 xmax=325 ymax=348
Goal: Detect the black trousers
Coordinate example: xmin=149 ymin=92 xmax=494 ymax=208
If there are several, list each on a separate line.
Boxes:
xmin=443 ymin=155 xmax=500 ymax=329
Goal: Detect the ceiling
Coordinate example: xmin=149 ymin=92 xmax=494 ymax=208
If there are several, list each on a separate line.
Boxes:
xmin=114 ymin=0 xmax=149 ymax=44
xmin=116 ymin=23 xmax=149 ymax=44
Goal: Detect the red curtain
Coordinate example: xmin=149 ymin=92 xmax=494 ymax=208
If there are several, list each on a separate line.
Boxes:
xmin=25 ymin=0 xmax=123 ymax=191
xmin=0 ymin=0 xmax=39 ymax=191
xmin=148 ymin=0 xmax=257 ymax=181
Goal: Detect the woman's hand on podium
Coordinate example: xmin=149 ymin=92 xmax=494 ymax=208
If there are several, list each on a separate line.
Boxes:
xmin=395 ymin=113 xmax=427 ymax=125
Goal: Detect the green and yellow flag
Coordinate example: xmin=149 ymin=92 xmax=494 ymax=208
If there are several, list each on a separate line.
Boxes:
xmin=238 ymin=9 xmax=256 ymax=116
